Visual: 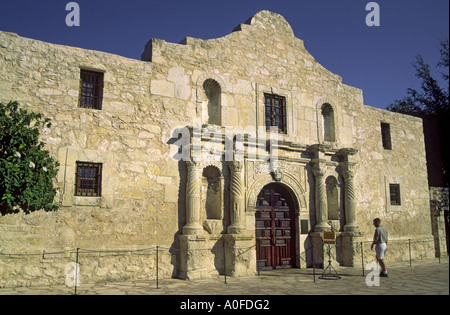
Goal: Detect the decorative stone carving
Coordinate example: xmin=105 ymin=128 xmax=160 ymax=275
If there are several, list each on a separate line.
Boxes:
xmin=203 ymin=220 xmax=222 ymax=235
xmin=196 ymin=73 xmax=227 ymax=103
xmin=337 ymin=147 xmax=360 ymax=233
xmin=183 ymin=161 xmax=203 ymax=235
xmin=340 ymin=162 xmax=359 ymax=232
xmin=312 ymin=162 xmax=330 ymax=232
xmin=271 ymin=169 xmax=283 ymax=182
xmin=228 ymin=161 xmax=245 ymax=234
xmin=247 ymin=167 xmax=307 ymax=213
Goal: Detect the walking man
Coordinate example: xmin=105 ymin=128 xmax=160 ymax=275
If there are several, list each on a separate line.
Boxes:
xmin=371 ymin=218 xmax=388 ymax=277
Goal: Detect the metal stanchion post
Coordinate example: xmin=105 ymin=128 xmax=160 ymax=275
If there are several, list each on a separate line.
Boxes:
xmin=299 ymin=250 xmax=302 ymax=270
xmin=409 ymin=239 xmax=412 ymax=267
xmin=75 ymin=248 xmax=80 ymax=296
xmin=438 ymin=235 xmax=441 ymax=264
xmin=223 ymin=242 xmax=227 ymax=285
xmin=156 ymin=246 xmax=160 ymax=289
xmin=257 ymin=259 xmax=260 ymax=277
xmin=361 ymin=242 xmax=365 ymax=277
xmin=312 ymin=250 xmax=316 ymax=283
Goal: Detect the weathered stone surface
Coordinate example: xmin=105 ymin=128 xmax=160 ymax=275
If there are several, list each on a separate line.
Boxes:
xmin=0 ymin=10 xmax=434 ymax=287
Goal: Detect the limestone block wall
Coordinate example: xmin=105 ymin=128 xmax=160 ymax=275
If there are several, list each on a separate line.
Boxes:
xmin=354 ymin=105 xmax=433 ymax=261
xmin=0 ymin=31 xmax=181 ymax=287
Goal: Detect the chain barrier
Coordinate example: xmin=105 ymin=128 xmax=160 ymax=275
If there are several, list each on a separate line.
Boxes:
xmin=359 ymin=236 xmax=447 ymax=276
xmin=0 ymin=236 xmax=446 ymax=294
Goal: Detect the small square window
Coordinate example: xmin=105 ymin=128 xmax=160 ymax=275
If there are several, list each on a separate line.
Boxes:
xmin=381 ymin=123 xmax=392 ymax=150
xmin=389 ymin=184 xmax=401 ymax=206
xmin=79 ymin=69 xmax=104 ymax=110
xmin=75 ymin=162 xmax=102 ymax=197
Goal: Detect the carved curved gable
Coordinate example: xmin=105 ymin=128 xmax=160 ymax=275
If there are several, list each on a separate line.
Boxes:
xmin=232 ymin=10 xmax=296 ymax=40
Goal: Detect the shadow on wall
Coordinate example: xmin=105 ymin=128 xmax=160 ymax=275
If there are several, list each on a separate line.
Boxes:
xmin=163 ymin=124 xmax=188 ymax=279
xmin=167 ymin=127 xmax=231 ymax=278
xmin=166 ymin=159 xmax=187 ymax=279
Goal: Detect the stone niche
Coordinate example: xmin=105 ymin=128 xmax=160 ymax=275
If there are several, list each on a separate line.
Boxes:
xmin=325 ymin=175 xmax=342 ymax=232
xmin=203 ymin=79 xmax=222 ymax=126
xmin=201 ymin=165 xmax=225 ymax=235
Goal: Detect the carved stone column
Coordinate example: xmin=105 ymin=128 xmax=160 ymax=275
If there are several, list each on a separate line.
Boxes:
xmin=182 ymin=161 xmax=203 ymax=235
xmin=336 ymin=148 xmax=363 ymax=267
xmin=341 ymin=162 xmax=359 ymax=232
xmin=308 ymin=144 xmax=331 ymax=233
xmin=228 ymin=161 xmax=246 ymax=234
xmin=312 ymin=163 xmax=330 ymax=232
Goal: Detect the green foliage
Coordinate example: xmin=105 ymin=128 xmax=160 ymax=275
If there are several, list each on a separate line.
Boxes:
xmin=0 ymin=101 xmax=59 ymax=215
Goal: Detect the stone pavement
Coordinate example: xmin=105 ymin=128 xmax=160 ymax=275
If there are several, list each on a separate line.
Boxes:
xmin=0 ymin=257 xmax=448 ymax=295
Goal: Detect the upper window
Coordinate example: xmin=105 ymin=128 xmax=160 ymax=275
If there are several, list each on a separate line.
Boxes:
xmin=389 ymin=184 xmax=401 ymax=206
xmin=75 ymin=162 xmax=103 ymax=197
xmin=79 ymin=69 xmax=104 ymax=110
xmin=381 ymin=122 xmax=392 ymax=150
xmin=265 ymin=94 xmax=287 ymax=134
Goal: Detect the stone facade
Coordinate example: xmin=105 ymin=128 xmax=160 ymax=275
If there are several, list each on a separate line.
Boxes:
xmin=0 ymin=11 xmax=435 ymax=287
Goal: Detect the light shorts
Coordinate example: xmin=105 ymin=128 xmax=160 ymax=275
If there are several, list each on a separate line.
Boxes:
xmin=375 ymin=243 xmax=387 ymax=260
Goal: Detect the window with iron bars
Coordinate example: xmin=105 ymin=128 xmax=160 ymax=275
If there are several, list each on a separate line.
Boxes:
xmin=381 ymin=122 xmax=392 ymax=150
xmin=75 ymin=162 xmax=102 ymax=197
xmin=79 ymin=69 xmax=104 ymax=110
xmin=265 ymin=94 xmax=287 ymax=134
xmin=389 ymin=183 xmax=401 ymax=206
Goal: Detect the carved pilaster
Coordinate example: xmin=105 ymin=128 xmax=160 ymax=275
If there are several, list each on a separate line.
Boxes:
xmin=341 ymin=162 xmax=359 ymax=232
xmin=337 ymin=148 xmax=359 ymax=232
xmin=228 ymin=161 xmax=245 ymax=234
xmin=183 ymin=161 xmax=203 ymax=235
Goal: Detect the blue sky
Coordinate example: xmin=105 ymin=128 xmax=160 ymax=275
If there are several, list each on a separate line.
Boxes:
xmin=0 ymin=0 xmax=448 ymax=109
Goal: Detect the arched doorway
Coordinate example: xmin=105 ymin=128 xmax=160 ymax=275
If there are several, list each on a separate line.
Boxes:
xmin=255 ymin=183 xmax=297 ymax=270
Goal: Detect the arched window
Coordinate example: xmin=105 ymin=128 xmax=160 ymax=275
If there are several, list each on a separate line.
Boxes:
xmin=321 ymin=103 xmax=335 ymax=142
xmin=203 ymin=79 xmax=222 ymax=126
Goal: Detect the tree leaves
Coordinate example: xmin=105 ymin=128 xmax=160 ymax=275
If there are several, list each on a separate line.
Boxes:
xmin=387 ymin=45 xmax=448 ymax=117
xmin=0 ymin=101 xmax=60 ymax=215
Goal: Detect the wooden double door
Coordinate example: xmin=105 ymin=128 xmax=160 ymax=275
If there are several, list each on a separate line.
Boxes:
xmin=255 ymin=186 xmax=295 ymax=270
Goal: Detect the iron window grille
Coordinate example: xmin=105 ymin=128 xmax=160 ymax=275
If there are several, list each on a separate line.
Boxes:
xmin=265 ymin=94 xmax=287 ymax=134
xmin=389 ymin=184 xmax=401 ymax=206
xmin=381 ymin=122 xmax=392 ymax=150
xmin=75 ymin=162 xmax=102 ymax=197
xmin=79 ymin=69 xmax=104 ymax=110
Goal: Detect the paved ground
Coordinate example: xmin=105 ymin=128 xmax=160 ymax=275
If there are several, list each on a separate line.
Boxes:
xmin=0 ymin=257 xmax=448 ymax=295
